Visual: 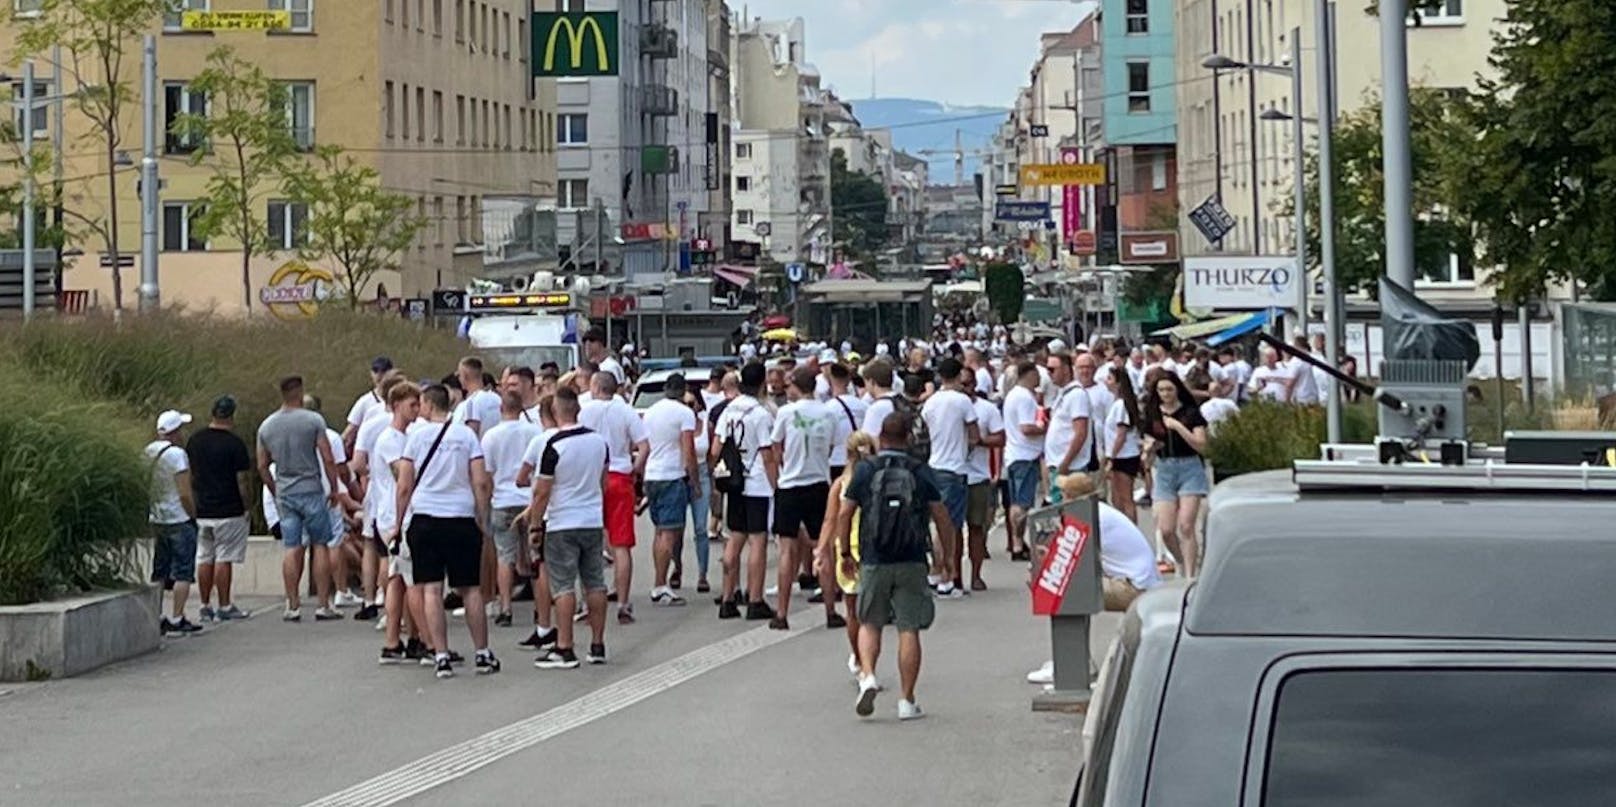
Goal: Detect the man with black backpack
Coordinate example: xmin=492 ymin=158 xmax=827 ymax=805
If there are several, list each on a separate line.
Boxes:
xmin=711 ymin=362 xmax=778 ymax=621
xmin=836 ymin=412 xmax=954 ymax=722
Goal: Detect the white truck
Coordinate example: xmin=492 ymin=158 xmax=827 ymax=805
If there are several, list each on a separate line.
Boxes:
xmin=463 ymin=290 xmax=583 ymax=372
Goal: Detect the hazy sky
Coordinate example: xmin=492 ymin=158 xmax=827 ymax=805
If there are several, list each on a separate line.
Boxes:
xmin=735 ymin=0 xmax=1097 ymax=107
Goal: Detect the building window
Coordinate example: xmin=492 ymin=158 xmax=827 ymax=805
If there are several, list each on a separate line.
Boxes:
xmin=163 ymin=82 xmax=207 ymax=154
xmin=267 ymin=200 xmax=308 ymax=250
xmin=432 ymin=196 xmax=445 ymax=245
xmin=736 ymin=143 xmax=752 ymax=160
xmin=432 ymin=91 xmax=444 ymax=142
xmin=384 ymin=80 xmax=395 ymax=138
xmin=1126 ymin=0 xmax=1148 ymax=34
xmin=737 ymin=210 xmax=754 ymax=225
xmin=518 ymin=18 xmax=527 ymax=64
xmin=10 ymin=80 xmax=49 ymax=136
xmin=12 ymin=0 xmax=45 ymax=19
xmin=415 ymin=0 xmax=424 ymax=31
xmin=1151 ymin=151 xmax=1167 ymax=191
xmin=282 ymin=81 xmax=315 ymax=149
xmin=161 ymin=202 xmax=206 ymax=252
xmin=416 ymin=197 xmax=427 ymax=249
xmin=455 ymin=195 xmax=467 ymax=241
xmin=736 ymin=176 xmax=751 ymax=192
xmin=268 ymin=0 xmax=312 ymax=32
xmin=398 ymin=0 xmax=408 ymax=28
xmin=503 ymin=104 xmax=512 ymax=150
xmin=163 ymin=0 xmax=207 ymax=31
xmin=557 ymin=113 xmax=587 ymax=145
xmin=1416 ymin=0 xmax=1463 ymax=23
xmin=501 ymin=11 xmax=511 ymax=58
xmin=455 ymin=94 xmax=465 ymax=144
xmin=481 ymin=100 xmax=490 ymax=147
xmin=454 ymin=0 xmax=463 ymax=42
xmin=1127 ymin=62 xmax=1151 ymax=113
xmin=400 ymin=82 xmax=410 ymax=140
xmin=431 ymin=0 xmax=442 ymax=35
xmin=415 ymin=86 xmax=425 ymax=142
xmin=559 ymin=179 xmax=588 ymax=209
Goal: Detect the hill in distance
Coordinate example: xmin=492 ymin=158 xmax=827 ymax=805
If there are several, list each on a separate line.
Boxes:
xmin=841 ymin=97 xmax=1007 ymax=184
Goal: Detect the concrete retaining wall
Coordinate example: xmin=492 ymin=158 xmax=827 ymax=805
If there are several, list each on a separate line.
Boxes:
xmin=134 ymin=535 xmax=311 ymax=598
xmin=0 ymin=587 xmax=161 ymax=682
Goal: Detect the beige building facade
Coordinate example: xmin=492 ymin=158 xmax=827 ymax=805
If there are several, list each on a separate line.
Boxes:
xmin=4 ymin=0 xmax=554 ymax=315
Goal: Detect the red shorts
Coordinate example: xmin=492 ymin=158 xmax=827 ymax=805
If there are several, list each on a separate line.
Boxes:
xmin=605 ymin=472 xmax=637 ymax=548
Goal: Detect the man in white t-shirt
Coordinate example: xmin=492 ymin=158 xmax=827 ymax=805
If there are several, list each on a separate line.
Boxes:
xmin=963 ymin=379 xmax=1004 ymax=592
xmin=1249 ymin=345 xmax=1296 ymax=402
xmin=480 ymin=391 xmax=542 ymax=626
xmin=921 ymin=357 xmax=980 ymax=598
xmin=964 ymin=347 xmax=995 ymax=399
xmin=1043 ymin=352 xmax=1093 ymax=504
xmin=770 ymin=367 xmax=840 ymax=629
xmin=860 ymin=359 xmax=900 ymax=438
xmin=1077 ymin=353 xmax=1114 ymax=465
xmin=148 ymin=410 xmax=204 ymax=635
xmin=827 ymin=362 xmax=868 ymax=479
xmin=453 ymin=356 xmax=503 ymax=437
xmin=1217 ymin=346 xmax=1253 ymax=403
xmin=580 ymin=371 xmax=649 ymax=624
xmin=642 ymin=374 xmax=699 ymax=608
xmin=1097 ymin=501 xmax=1164 ymax=610
xmin=394 ymin=383 xmax=499 ymax=679
xmin=711 ymin=362 xmax=778 ymax=622
xmin=342 ymin=356 xmax=394 ymax=455
xmin=583 ymin=327 xmax=627 ymax=387
xmin=306 ymin=395 xmax=362 ymax=612
xmin=375 ymin=382 xmax=430 ymax=664
xmin=1284 ymin=335 xmax=1322 ymax=405
xmin=1001 ymin=361 xmax=1045 ymax=560
xmin=529 ymin=387 xmax=612 ymax=669
xmin=349 ymin=373 xmax=411 ymax=622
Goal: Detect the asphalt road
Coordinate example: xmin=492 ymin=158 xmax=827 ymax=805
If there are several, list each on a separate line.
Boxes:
xmin=0 ymin=515 xmax=1124 ymax=806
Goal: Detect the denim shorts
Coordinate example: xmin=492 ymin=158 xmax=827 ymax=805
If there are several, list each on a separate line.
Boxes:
xmin=151 ymin=520 xmax=198 ymax=584
xmin=1153 ymin=455 xmax=1211 ymax=502
xmin=277 ymin=491 xmax=335 ymax=549
xmin=545 ymin=528 xmax=607 ymax=594
xmin=646 ymin=479 xmax=691 ymax=531
xmin=933 ymin=469 xmax=968 ymax=531
xmin=489 ymin=506 xmax=525 ymax=565
xmin=1006 ymin=460 xmax=1041 ymax=509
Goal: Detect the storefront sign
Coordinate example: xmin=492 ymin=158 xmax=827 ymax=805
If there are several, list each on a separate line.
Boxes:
xmin=1183 ymin=255 xmax=1299 ymax=310
xmin=1120 ymin=231 xmax=1180 ymax=264
xmin=182 ymin=10 xmax=290 ymax=30
xmin=1032 ymin=514 xmax=1092 ymax=616
xmin=259 ymin=262 xmax=333 ymax=321
xmin=995 ymin=201 xmax=1051 ymax=222
xmin=531 ymin=12 xmax=619 ymax=77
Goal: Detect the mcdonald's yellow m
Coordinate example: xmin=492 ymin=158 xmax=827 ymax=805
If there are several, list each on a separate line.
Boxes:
xmin=542 ymin=15 xmax=611 ymax=74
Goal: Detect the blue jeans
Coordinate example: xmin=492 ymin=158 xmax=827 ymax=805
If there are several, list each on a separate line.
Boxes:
xmin=277 ymin=491 xmax=334 ymax=549
xmin=934 ymin=469 xmax=968 ymax=532
xmin=1006 ymin=460 xmax=1040 ymax=509
xmin=689 ymin=462 xmax=712 ymax=576
xmin=646 ymin=479 xmax=691 ymax=531
xmin=151 ymin=520 xmax=198 ymax=584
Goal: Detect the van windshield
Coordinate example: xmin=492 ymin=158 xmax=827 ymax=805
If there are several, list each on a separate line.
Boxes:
xmin=1262 ymin=668 xmax=1616 ymax=806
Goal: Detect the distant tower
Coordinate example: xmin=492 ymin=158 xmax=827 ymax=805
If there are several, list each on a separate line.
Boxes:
xmin=870 ymin=52 xmax=876 ymax=98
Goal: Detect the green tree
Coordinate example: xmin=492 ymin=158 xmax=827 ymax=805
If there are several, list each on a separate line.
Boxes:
xmin=1277 ymin=87 xmax=1475 ymax=296
xmin=830 ymin=148 xmax=889 ymax=259
xmin=13 ymin=0 xmax=173 ymax=311
xmin=982 ymin=262 xmax=1025 ymax=324
xmin=1454 ymin=0 xmax=1616 ymax=302
xmin=173 ymin=46 xmax=301 ymax=315
xmin=283 ymin=146 xmax=425 ymax=307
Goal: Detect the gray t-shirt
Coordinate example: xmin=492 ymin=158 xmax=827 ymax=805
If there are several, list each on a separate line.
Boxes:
xmin=257 ymin=408 xmax=329 ymax=498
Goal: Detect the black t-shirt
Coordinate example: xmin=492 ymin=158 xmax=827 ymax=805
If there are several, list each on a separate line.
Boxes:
xmin=1147 ymin=403 xmax=1209 ymax=459
xmin=186 ymin=427 xmax=252 ymax=518
xmin=899 ymin=367 xmax=935 ymax=397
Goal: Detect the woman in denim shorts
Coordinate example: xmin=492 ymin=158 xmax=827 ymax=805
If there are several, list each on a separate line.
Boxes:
xmin=1142 ymin=372 xmax=1210 ymax=578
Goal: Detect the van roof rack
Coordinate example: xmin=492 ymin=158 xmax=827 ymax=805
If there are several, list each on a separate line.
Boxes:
xmin=1295 ymin=433 xmax=1616 ymax=494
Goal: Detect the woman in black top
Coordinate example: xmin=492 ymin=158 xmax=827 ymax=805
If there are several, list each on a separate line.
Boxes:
xmin=1142 ymin=372 xmax=1211 ymax=578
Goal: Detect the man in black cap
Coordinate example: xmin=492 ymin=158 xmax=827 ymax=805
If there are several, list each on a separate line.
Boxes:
xmin=343 ymin=356 xmax=395 ymax=455
xmin=188 ymin=395 xmax=254 ymax=621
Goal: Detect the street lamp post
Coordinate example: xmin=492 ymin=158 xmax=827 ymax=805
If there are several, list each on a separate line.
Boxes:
xmin=21 ymin=61 xmax=36 ymax=319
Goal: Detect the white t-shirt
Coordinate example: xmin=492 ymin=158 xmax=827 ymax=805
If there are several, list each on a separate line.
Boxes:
xmin=973 ymin=366 xmax=994 ymax=397
xmin=642 ymin=398 xmax=697 ymax=482
xmin=369 ymin=424 xmax=410 ymax=536
xmin=535 ymin=426 xmax=609 ymax=532
xmin=1098 ymin=502 xmax=1163 ymax=590
xmin=1126 ymin=362 xmax=1147 ymax=394
xmin=921 ymin=388 xmax=978 ymax=475
xmin=1044 ymin=382 xmax=1094 ymax=470
xmin=967 ymin=397 xmax=1003 ymax=485
xmin=453 ymin=388 xmax=502 ymax=434
xmin=145 ymin=441 xmax=190 ymax=524
xmin=713 ymin=395 xmax=775 ymax=498
xmin=598 ymin=355 xmax=627 ymax=385
xmin=1201 ymin=398 xmax=1241 ymax=431
xmin=1228 ymin=359 xmax=1254 ymax=402
xmin=1084 ymin=383 xmax=1116 ymax=460
xmin=1250 ymin=364 xmax=1292 ymax=402
xmin=481 ymin=418 xmax=541 ymax=509
xmin=700 ymin=388 xmax=726 ymax=412
xmin=828 ymin=392 xmax=868 ymax=467
xmin=814 ymin=374 xmax=832 ymax=402
xmin=580 ymin=396 xmax=647 ymax=475
xmin=401 ymin=420 xmax=483 ymax=518
xmin=1287 ymin=357 xmax=1321 ymax=404
xmin=861 ymin=393 xmax=898 ymax=438
xmin=354 ymin=410 xmax=390 ymax=520
xmin=346 ymin=389 xmax=385 ymax=430
xmin=1002 ymin=385 xmax=1044 ymax=464
xmin=771 ymin=398 xmax=837 ymax=489
xmin=1105 ymin=399 xmax=1142 ymax=460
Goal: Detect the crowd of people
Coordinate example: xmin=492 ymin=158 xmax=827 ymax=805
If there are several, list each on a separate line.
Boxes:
xmin=141 ymin=316 xmax=1335 ymax=716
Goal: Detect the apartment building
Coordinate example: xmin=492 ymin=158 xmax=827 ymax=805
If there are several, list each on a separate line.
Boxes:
xmin=1096 ymin=0 xmax=1178 ymax=266
xmin=3 ymin=0 xmax=554 ymax=313
xmin=730 ymin=17 xmax=832 ymax=266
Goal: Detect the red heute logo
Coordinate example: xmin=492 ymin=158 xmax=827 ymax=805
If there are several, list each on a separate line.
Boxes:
xmin=1032 ymin=515 xmax=1090 ymax=616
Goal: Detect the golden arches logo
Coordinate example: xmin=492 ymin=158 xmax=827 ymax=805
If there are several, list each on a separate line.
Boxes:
xmin=259 ymin=261 xmax=334 ymax=320
xmin=531 ymin=12 xmax=618 ymax=77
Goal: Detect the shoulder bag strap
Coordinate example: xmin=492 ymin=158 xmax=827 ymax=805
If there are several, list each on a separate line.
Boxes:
xmin=834 ymin=396 xmax=857 ymax=430
xmin=417 ymin=419 xmax=454 ymax=479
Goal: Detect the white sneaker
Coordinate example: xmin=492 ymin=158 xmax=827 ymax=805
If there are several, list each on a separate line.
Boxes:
xmin=282 ymin=606 xmax=302 ymax=622
xmin=765 ymin=585 xmax=780 ymax=598
xmin=847 ymin=653 xmax=860 ymax=680
xmin=334 ymin=590 xmax=363 ymax=608
xmin=1026 ymin=660 xmax=1055 ymax=685
xmin=650 ymin=587 xmax=686 ymax=606
xmin=374 ymin=614 xmax=386 ymax=631
xmin=452 ymin=607 xmax=467 ymax=618
xmin=855 ymin=674 xmax=880 ymax=717
xmin=897 ymin=699 xmax=925 ymax=721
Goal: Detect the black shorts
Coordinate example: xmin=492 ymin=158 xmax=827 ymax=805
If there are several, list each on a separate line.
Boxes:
xmin=1110 ymin=456 xmax=1143 ymax=477
xmin=773 ymin=483 xmax=829 ymax=540
xmin=726 ymin=495 xmax=771 ymax=535
xmin=406 ymin=515 xmax=482 ymax=588
xmin=829 ymin=465 xmax=846 ymax=482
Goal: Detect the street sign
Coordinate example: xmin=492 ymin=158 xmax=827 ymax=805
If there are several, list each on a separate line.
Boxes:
xmin=1029 ymin=124 xmax=1050 ymax=138
xmin=402 ymin=298 xmax=429 ymax=321
xmin=530 ymin=12 xmax=620 ymax=77
xmin=995 ymin=201 xmax=1052 ymax=222
xmin=98 ymin=254 xmax=135 ymax=268
xmin=1183 ymin=255 xmax=1299 ymax=310
xmin=1019 ymin=163 xmax=1106 ymax=187
xmin=994 ymin=184 xmax=1018 ymax=196
xmin=1120 ymin=231 xmax=1180 ymax=264
xmin=1188 ymin=195 xmax=1237 ymax=245
xmin=181 ymin=10 xmax=291 ymax=30
xmin=785 ymin=263 xmax=805 ymax=284
xmin=754 ymin=221 xmax=772 ymax=237
xmin=431 ymin=289 xmax=465 ymax=314
xmin=1070 ymin=230 xmax=1097 ymax=256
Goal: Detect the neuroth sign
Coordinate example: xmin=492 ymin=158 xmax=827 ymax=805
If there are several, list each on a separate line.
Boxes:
xmin=1182 ymin=256 xmax=1300 ymax=311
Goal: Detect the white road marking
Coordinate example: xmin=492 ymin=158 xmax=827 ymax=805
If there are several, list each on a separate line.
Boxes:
xmin=302 ymin=617 xmax=813 ymax=807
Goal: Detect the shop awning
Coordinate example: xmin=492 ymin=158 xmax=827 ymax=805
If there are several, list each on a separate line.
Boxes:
xmin=1206 ymin=309 xmax=1276 ymax=346
xmin=1153 ymin=310 xmax=1272 ymax=342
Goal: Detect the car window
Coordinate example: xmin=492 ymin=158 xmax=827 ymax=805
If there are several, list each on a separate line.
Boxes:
xmin=1076 ymin=636 xmax=1136 ymax=807
xmin=1262 ymin=668 xmax=1616 ymax=807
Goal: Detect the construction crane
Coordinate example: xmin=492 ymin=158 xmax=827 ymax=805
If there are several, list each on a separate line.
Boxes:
xmin=912 ymin=129 xmax=998 ymax=187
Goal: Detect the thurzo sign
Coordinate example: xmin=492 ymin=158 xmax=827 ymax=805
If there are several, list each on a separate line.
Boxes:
xmin=1183 ymin=255 xmax=1299 ymax=311
xmin=531 ymin=12 xmax=619 ymax=77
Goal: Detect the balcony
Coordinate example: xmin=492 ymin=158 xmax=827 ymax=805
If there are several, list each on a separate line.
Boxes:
xmin=641 ymin=84 xmax=678 ymax=117
xmin=641 ymin=23 xmax=678 ymax=59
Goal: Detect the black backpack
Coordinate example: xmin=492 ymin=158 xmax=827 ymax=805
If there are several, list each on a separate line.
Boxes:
xmin=714 ymin=405 xmax=751 ymax=495
xmin=885 ymin=394 xmax=931 ymax=463
xmin=859 ymin=455 xmax=928 ymax=561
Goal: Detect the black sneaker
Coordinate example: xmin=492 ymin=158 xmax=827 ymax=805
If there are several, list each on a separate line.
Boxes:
xmin=379 ymin=645 xmax=406 ymax=665
xmin=797 ymin=573 xmax=816 ymax=592
xmin=512 ymin=581 xmax=535 ymax=602
xmin=434 ymin=656 xmax=455 ymax=679
xmin=535 ymin=648 xmax=580 ymax=670
xmin=493 ymin=612 xmax=513 ymax=628
xmin=1010 ymin=548 xmax=1031 ymax=562
xmin=826 ymin=612 xmax=847 ymax=629
xmin=405 ymin=638 xmax=428 ymax=661
xmin=745 ymin=601 xmax=775 ymax=621
xmin=718 ymin=601 xmax=741 ymax=620
xmin=807 ymin=589 xmax=825 ymax=604
xmin=475 ymin=652 xmax=501 ymax=675
xmin=443 ymin=591 xmax=464 ymax=611
xmin=354 ymin=604 xmax=380 ymax=622
xmin=518 ymin=627 xmax=557 ymax=650
xmin=420 ymin=648 xmax=465 ymax=667
xmin=606 ymin=590 xmax=620 ymax=603
xmin=768 ymin=616 xmax=790 ymax=631
xmin=587 ymin=643 xmax=607 ymax=665
xmin=162 ymin=617 xmax=204 ymax=636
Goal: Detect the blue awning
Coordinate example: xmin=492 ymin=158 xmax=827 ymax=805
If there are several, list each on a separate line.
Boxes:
xmin=1206 ymin=309 xmax=1276 ymax=346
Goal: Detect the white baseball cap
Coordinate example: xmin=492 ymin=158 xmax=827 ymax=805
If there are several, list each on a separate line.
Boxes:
xmin=818 ymin=347 xmax=838 ymax=363
xmin=156 ymin=410 xmax=192 ymax=435
xmin=1048 ymin=338 xmax=1069 ymax=353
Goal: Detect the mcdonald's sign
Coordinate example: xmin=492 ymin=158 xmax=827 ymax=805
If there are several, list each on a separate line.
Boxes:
xmin=531 ymin=12 xmax=619 ymax=77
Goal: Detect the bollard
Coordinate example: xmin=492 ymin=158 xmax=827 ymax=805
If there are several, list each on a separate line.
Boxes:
xmin=1025 ymin=493 xmax=1103 ymax=713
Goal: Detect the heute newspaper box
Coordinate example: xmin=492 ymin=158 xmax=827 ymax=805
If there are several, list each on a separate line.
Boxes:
xmin=1025 ymin=495 xmax=1102 ymax=712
